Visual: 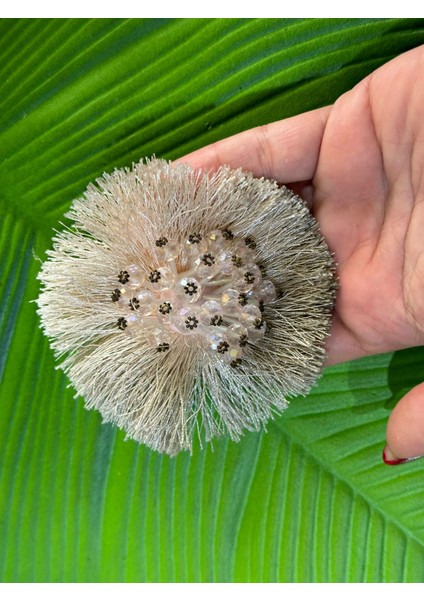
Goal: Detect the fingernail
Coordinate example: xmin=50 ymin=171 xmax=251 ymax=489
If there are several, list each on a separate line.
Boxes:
xmin=382 ymin=445 xmax=424 ymax=466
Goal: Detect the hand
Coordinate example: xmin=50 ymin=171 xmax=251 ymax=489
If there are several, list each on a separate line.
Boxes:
xmin=177 ymin=45 xmax=424 ymax=464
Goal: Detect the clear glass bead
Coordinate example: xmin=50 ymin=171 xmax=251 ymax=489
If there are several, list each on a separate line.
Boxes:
xmin=157 ymin=301 xmax=174 ymax=325
xmin=124 ymin=313 xmax=141 ymax=336
xmin=178 ymin=276 xmax=202 ymax=303
xmin=208 ymin=330 xmax=225 ymax=351
xmin=136 ymin=290 xmax=156 ymax=316
xmin=170 ymin=306 xmax=200 ymax=334
xmin=226 ymin=345 xmax=243 ymax=361
xmin=205 ymin=230 xmax=225 ymax=251
xmin=215 ymin=250 xmax=234 ymax=275
xmin=199 ymin=300 xmax=223 ymax=326
xmin=220 ymin=288 xmax=241 ymax=312
xmin=127 ymin=264 xmax=142 ymax=276
xmin=147 ymin=326 xmax=172 ymax=347
xmin=242 ymin=264 xmax=262 ymax=285
xmin=257 ymin=280 xmax=277 ymax=303
xmin=247 ymin=320 xmax=267 ymax=341
xmin=161 ymin=240 xmax=180 ymax=261
xmin=226 ymin=323 xmax=248 ymax=345
xmin=234 ymin=274 xmax=253 ymax=293
xmin=117 ymin=287 xmax=128 ymax=306
xmin=186 ymin=234 xmax=208 ymax=253
xmin=127 ymin=277 xmax=143 ymax=291
xmin=239 ymin=304 xmax=262 ymax=327
xmin=232 ymin=238 xmax=257 ymax=262
xmin=153 ymin=266 xmax=175 ymax=291
xmin=194 ymin=255 xmax=217 ymax=281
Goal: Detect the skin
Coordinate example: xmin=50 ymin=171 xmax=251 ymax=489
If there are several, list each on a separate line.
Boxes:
xmin=177 ymin=45 xmax=424 ymax=462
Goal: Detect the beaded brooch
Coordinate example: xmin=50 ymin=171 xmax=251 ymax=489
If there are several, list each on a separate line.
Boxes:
xmin=37 ymin=158 xmax=337 ymax=455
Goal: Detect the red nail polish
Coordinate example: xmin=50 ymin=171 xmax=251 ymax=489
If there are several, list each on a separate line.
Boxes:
xmin=382 ymin=448 xmax=423 ymax=466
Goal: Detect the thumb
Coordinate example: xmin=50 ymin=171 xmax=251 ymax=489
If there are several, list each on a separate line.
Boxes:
xmin=384 ymin=382 xmax=424 ymax=465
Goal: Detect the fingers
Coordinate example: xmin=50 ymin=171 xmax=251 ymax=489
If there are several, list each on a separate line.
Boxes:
xmin=176 ymin=106 xmax=331 ymax=184
xmin=384 ymin=382 xmax=424 ymax=464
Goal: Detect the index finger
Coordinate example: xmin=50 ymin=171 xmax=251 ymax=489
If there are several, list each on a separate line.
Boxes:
xmin=176 ymin=106 xmax=331 ymax=184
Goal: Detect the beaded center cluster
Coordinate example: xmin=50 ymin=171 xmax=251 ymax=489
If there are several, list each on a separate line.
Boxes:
xmin=111 ymin=229 xmax=278 ymax=367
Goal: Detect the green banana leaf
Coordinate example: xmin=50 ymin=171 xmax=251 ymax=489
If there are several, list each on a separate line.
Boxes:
xmin=1 ymin=18 xmax=424 ymax=583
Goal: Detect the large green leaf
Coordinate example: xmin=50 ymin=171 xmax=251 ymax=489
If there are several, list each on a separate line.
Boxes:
xmin=1 ymin=18 xmax=424 ymax=582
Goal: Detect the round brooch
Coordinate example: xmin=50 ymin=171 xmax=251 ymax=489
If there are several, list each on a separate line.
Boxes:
xmin=37 ymin=158 xmax=337 ymax=456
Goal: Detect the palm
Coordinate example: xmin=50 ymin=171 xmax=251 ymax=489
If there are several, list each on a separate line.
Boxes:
xmin=180 ymin=46 xmax=424 ymax=460
xmin=313 ymin=48 xmax=424 ymax=363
